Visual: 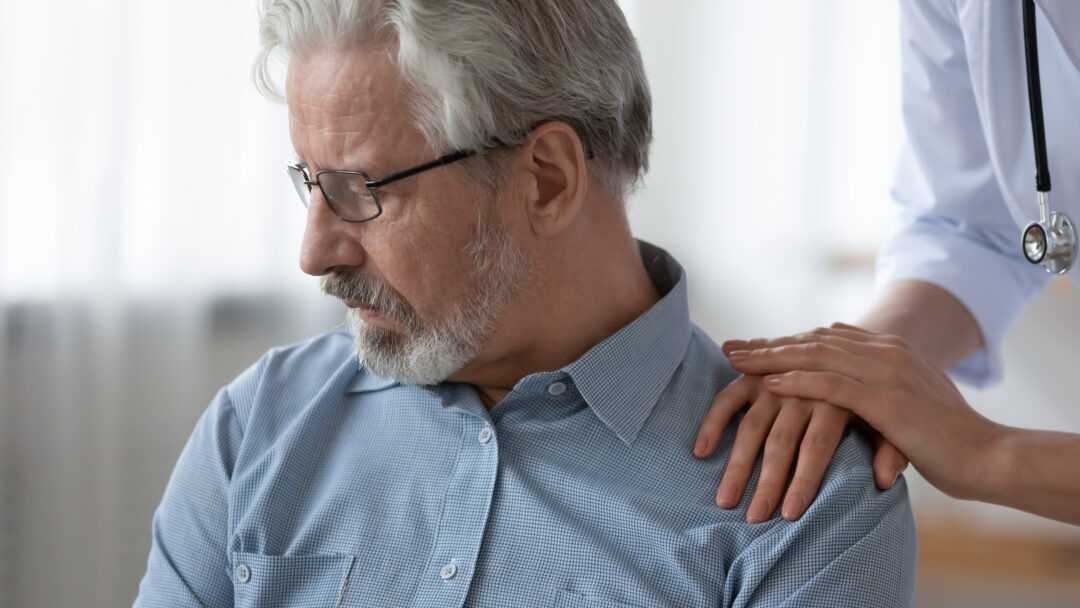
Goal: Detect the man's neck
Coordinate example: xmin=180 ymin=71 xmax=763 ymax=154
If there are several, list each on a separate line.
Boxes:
xmin=448 ymin=231 xmax=660 ymax=410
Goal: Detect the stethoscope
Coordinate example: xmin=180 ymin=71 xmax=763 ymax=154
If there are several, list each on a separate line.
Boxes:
xmin=1020 ymin=0 xmax=1077 ymax=274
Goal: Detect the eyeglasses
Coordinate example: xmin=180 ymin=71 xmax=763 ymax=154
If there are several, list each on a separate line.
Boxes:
xmin=287 ymin=148 xmax=478 ymax=223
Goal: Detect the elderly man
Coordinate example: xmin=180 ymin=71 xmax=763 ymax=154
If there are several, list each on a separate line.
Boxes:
xmin=134 ymin=1 xmax=916 ymax=606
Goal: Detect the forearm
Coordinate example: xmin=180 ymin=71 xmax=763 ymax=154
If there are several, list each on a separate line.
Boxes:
xmin=852 ymin=285 xmax=1080 ymax=524
xmin=856 ymin=280 xmax=983 ymax=370
xmin=980 ymin=427 xmax=1080 ymax=525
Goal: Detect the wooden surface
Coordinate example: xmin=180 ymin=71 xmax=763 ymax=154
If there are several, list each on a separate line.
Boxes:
xmin=916 ymin=514 xmax=1080 ymax=592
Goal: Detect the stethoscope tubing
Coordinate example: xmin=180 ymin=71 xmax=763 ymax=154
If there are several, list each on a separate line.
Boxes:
xmin=1023 ymin=0 xmax=1051 ymax=194
xmin=1020 ymin=0 xmax=1076 ymax=274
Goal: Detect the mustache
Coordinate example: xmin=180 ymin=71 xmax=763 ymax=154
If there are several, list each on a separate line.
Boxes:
xmin=320 ymin=271 xmax=420 ymax=328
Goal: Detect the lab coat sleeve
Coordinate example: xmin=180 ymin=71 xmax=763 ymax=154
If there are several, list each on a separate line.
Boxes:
xmin=876 ymin=0 xmax=1054 ymax=386
xmin=132 ymin=385 xmax=245 ymax=608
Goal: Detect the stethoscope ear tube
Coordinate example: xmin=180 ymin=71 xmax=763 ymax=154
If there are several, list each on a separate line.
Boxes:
xmin=1021 ymin=0 xmax=1077 ymax=274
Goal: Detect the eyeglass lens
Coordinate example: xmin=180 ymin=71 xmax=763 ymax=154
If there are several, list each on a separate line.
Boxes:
xmin=288 ymin=166 xmax=382 ymax=222
xmin=318 ymin=172 xmax=380 ymax=221
xmin=288 ymin=165 xmax=311 ymax=207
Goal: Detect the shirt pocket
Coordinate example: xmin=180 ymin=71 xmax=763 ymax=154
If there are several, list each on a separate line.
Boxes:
xmin=231 ymin=552 xmax=356 ymax=608
xmin=554 ymin=589 xmax=646 ymax=608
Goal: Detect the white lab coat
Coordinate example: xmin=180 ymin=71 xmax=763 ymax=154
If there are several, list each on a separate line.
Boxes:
xmin=876 ymin=0 xmax=1080 ymax=386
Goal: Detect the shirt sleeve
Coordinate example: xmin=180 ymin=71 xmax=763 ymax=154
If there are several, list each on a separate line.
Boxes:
xmin=721 ymin=432 xmax=917 ymax=607
xmin=877 ymin=0 xmax=1053 ymax=387
xmin=132 ymin=386 xmax=245 ymax=608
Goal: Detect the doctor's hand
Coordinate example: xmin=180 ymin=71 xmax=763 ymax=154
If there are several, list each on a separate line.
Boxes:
xmin=724 ymin=323 xmax=1002 ymax=502
xmin=693 ymin=371 xmax=907 ymax=523
xmin=694 ymin=328 xmax=908 ymax=524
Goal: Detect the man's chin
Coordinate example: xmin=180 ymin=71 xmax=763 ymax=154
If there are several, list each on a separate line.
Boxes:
xmin=345 ymin=313 xmax=472 ymax=386
xmin=357 ymin=346 xmax=471 ymax=386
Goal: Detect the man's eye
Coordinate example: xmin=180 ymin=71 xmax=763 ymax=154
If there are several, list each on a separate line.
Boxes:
xmin=346 ymin=180 xmax=374 ymax=198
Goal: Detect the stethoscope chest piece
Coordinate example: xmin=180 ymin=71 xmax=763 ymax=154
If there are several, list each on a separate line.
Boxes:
xmin=1022 ymin=207 xmax=1078 ymax=274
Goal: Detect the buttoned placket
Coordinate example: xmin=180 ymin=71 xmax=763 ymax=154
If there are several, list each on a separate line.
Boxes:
xmin=410 ymin=384 xmax=499 ymax=607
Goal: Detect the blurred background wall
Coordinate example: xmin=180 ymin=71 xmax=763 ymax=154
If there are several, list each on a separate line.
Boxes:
xmin=1 ymin=1 xmax=1078 ymax=607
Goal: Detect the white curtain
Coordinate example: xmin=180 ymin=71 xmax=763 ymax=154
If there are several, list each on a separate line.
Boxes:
xmin=0 ymin=1 xmax=309 ymax=297
xmin=0 ymin=2 xmax=342 ymax=606
xmin=0 ymin=1 xmax=910 ymax=606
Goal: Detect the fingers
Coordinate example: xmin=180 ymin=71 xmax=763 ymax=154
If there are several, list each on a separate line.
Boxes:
xmin=779 ymin=403 xmax=850 ymax=521
xmin=695 ymin=375 xmax=757 ymax=458
xmin=762 ymin=371 xmax=878 ymax=425
xmin=716 ymin=391 xmax=781 ymax=510
xmin=767 ymin=371 xmax=912 ymax=489
xmin=707 ymin=358 xmax=910 ymax=524
xmin=724 ymin=325 xmax=912 ymax=380
xmin=872 ymin=439 xmax=909 ymax=490
xmin=829 ymin=321 xmax=871 ymax=334
xmin=745 ymin=400 xmax=813 ymax=523
xmin=722 ymin=325 xmax=880 ymax=356
xmin=727 ymin=337 xmax=878 ymax=378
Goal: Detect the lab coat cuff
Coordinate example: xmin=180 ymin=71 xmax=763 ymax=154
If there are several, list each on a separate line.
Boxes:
xmin=874 ymin=225 xmax=1049 ymax=387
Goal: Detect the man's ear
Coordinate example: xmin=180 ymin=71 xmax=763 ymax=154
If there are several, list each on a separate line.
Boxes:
xmin=518 ymin=121 xmax=589 ymax=237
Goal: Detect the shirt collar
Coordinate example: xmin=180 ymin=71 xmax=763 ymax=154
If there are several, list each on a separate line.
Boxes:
xmin=345 ymin=369 xmax=399 ymax=393
xmin=562 ymin=241 xmax=692 ymax=445
xmin=343 ymin=241 xmax=693 ymax=444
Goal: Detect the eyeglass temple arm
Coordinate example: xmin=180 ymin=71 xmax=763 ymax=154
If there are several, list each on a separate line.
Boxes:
xmin=367 ymin=149 xmax=477 ymax=189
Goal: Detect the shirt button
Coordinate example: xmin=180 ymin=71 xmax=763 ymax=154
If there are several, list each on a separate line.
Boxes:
xmin=548 ymin=381 xmax=567 ymax=396
xmin=440 ymin=561 xmax=458 ymax=580
xmin=478 ymin=426 xmax=493 ymax=444
xmin=235 ymin=564 xmax=251 ymax=583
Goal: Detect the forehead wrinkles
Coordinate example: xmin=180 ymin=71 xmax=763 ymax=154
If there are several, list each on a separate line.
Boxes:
xmin=288 ymin=48 xmax=420 ymax=172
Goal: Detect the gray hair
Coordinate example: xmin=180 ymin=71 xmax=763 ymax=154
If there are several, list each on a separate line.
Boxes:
xmin=254 ymin=0 xmax=651 ymax=198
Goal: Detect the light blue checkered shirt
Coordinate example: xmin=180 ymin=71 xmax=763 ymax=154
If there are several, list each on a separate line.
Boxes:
xmin=134 ymin=242 xmax=916 ymax=607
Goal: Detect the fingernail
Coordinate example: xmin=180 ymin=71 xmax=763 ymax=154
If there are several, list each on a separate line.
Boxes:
xmin=764 ymin=375 xmax=781 ymax=387
xmin=728 ymin=350 xmax=749 ymax=362
xmin=747 ymin=497 xmax=772 ymax=524
xmin=782 ymin=496 xmax=806 ymax=521
xmin=717 ymin=482 xmax=737 ymax=508
xmin=694 ymin=435 xmax=708 ymax=457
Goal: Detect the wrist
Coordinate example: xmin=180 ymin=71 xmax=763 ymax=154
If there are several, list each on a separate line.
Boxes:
xmin=966 ymin=422 xmax=1018 ymax=504
xmin=856 ymin=281 xmax=983 ymax=369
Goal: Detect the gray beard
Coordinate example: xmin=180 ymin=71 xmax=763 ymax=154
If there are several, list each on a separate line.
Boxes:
xmin=323 ymin=209 xmax=535 ymax=385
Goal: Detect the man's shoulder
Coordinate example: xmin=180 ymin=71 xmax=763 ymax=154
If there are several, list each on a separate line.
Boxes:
xmin=815 ymin=430 xmax=913 ymax=520
xmin=681 ymin=324 xmax=912 ymax=515
xmin=223 ymin=330 xmax=360 ymax=425
xmin=729 ymin=429 xmax=917 ymax=605
xmin=649 ymin=322 xmax=915 ymax=537
xmin=687 ymin=324 xmax=738 ymax=385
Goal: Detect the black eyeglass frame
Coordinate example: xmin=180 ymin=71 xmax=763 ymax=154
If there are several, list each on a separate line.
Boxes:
xmin=288 ymin=147 xmax=478 ymax=223
xmin=288 ymin=125 xmax=595 ymax=223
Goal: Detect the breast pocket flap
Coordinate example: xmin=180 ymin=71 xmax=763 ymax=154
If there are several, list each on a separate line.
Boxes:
xmin=231 ymin=552 xmax=356 ymax=608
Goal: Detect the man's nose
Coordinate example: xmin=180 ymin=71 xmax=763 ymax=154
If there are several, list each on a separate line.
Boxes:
xmin=299 ymin=190 xmax=367 ymax=276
